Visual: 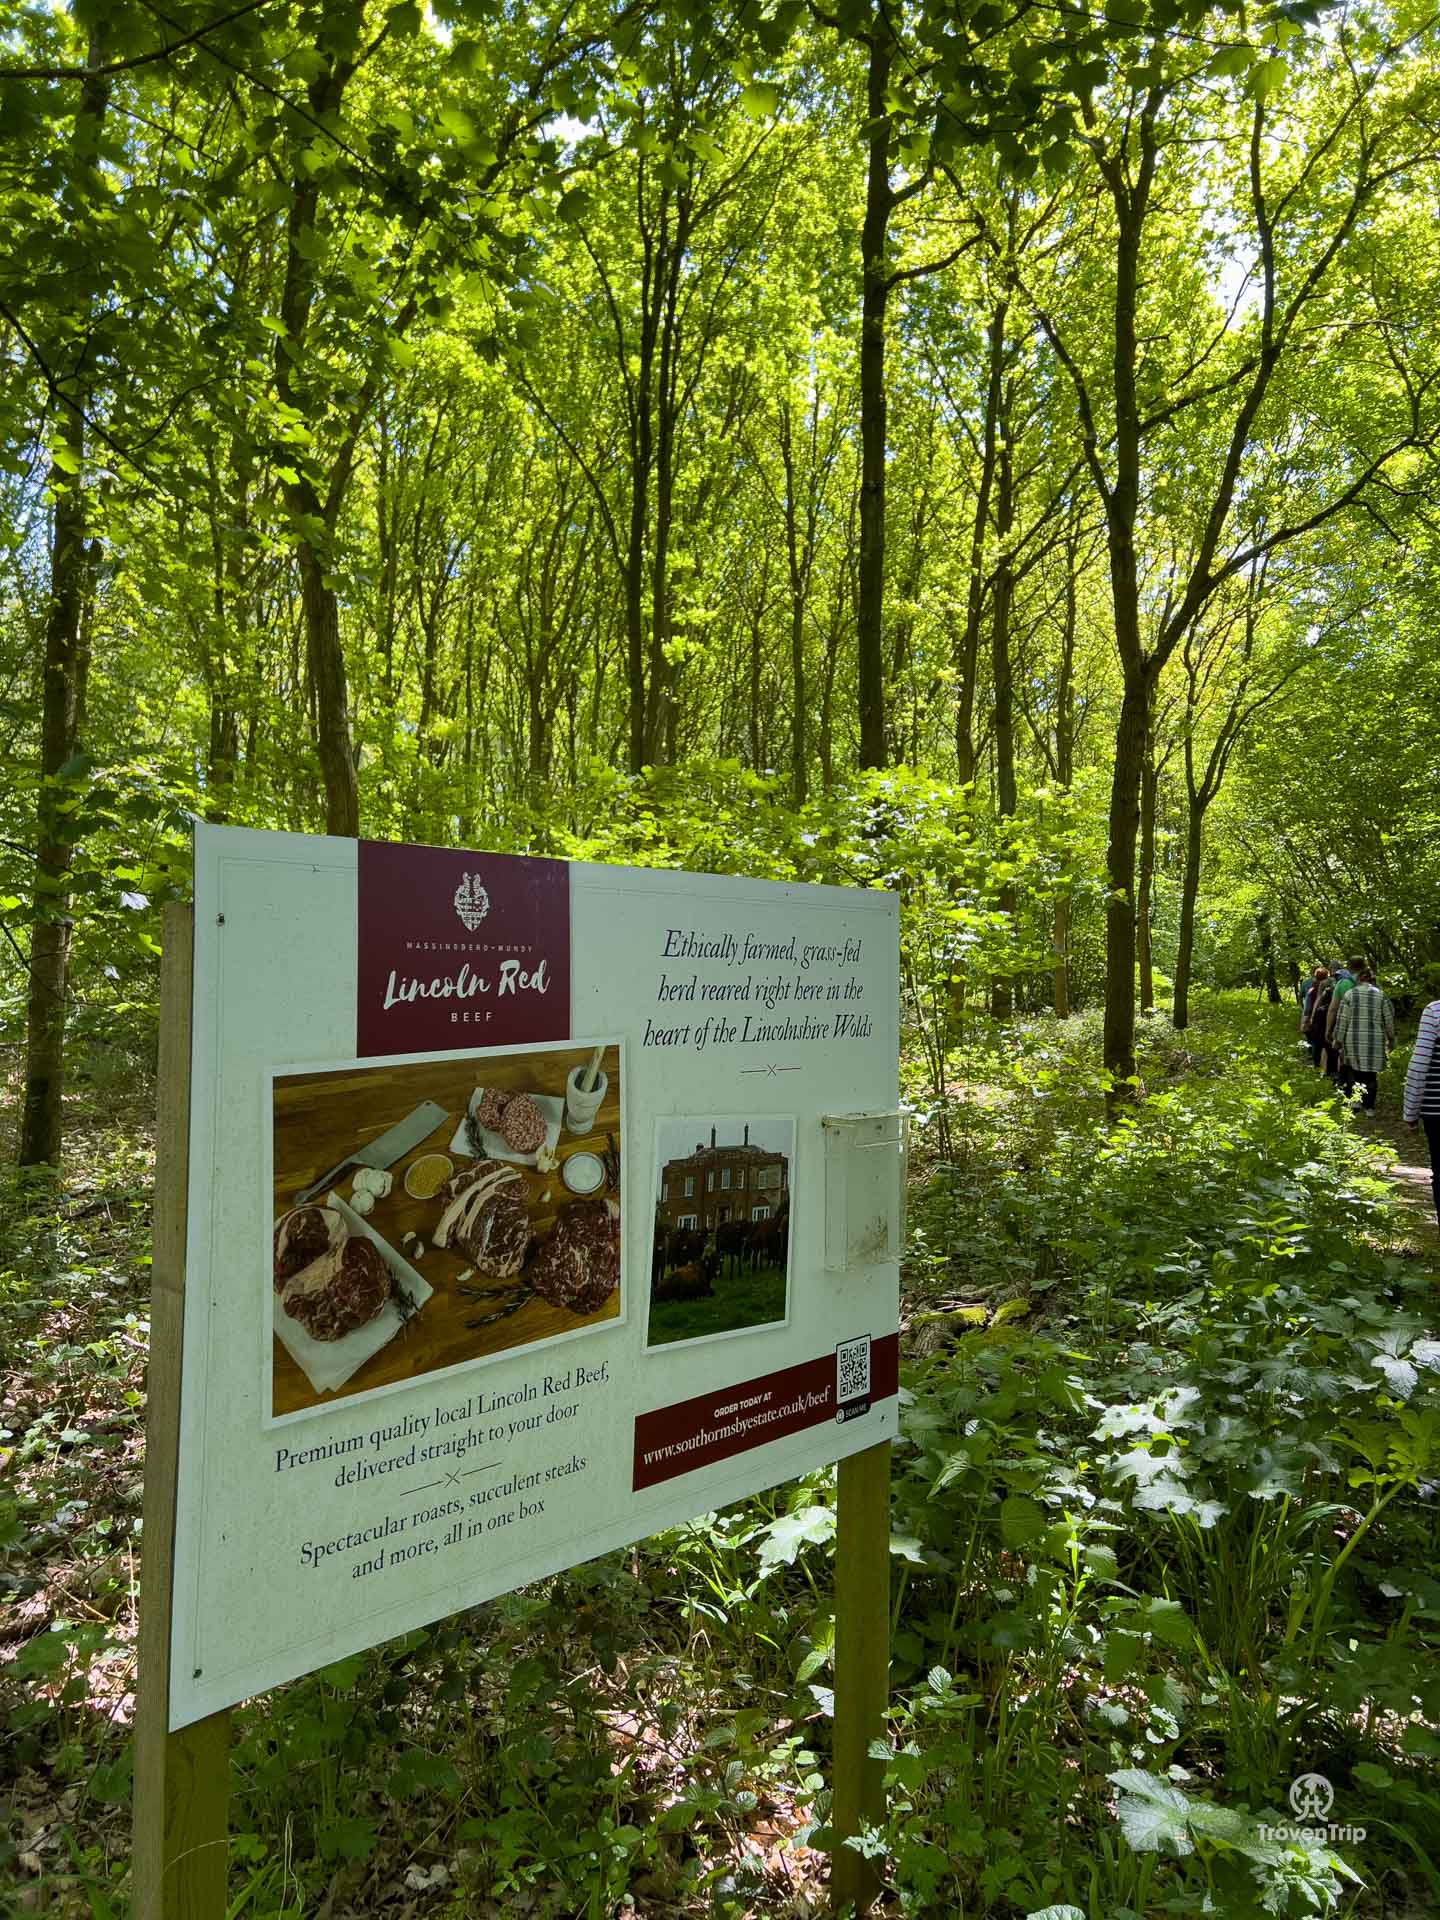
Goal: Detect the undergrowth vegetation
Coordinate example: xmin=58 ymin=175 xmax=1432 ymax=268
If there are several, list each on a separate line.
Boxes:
xmin=2 ymin=993 xmax=1437 ymax=1917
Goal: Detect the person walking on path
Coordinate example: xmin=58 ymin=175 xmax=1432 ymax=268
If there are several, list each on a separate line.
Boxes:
xmin=1325 ymin=957 xmax=1363 ymax=1085
xmin=1301 ymin=966 xmax=1330 ymax=1069
xmin=1334 ymin=967 xmax=1395 ymax=1113
xmin=1403 ymin=970 xmax=1440 ymax=1227
xmin=1312 ymin=970 xmax=1341 ymax=1079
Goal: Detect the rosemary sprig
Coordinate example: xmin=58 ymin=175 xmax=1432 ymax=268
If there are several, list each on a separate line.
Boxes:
xmin=465 ymin=1286 xmax=534 ymax=1331
xmin=392 ymin=1283 xmax=422 ymax=1340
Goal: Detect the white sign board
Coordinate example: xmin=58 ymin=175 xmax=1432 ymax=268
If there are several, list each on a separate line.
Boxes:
xmin=168 ymin=825 xmax=901 ymax=1728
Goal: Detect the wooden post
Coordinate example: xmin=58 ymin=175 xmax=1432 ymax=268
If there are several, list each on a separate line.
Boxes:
xmin=133 ymin=903 xmax=232 ymax=1917
xmin=831 ymin=1438 xmax=891 ymax=1916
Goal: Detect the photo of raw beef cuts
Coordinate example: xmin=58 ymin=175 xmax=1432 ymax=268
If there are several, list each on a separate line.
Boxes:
xmin=498 ymin=1092 xmax=547 ymax=1155
xmin=531 ymin=1197 xmax=620 ymax=1316
xmin=433 ymin=1160 xmax=532 ymax=1276
xmin=271 ymin=1038 xmax=624 ymax=1420
xmin=273 ymin=1205 xmax=342 ymax=1286
xmin=279 ymin=1235 xmax=393 ymax=1342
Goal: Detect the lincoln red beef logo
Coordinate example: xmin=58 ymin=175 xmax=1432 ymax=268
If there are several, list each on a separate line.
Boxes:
xmin=357 ymin=841 xmax=570 ymax=1056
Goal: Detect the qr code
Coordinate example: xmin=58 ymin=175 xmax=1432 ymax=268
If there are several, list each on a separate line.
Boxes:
xmin=836 ymin=1335 xmax=871 ymax=1405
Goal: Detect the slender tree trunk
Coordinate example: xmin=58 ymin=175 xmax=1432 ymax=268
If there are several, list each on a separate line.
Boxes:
xmin=857 ymin=19 xmax=893 ymax=770
xmin=295 ymin=542 xmax=358 ymax=834
xmin=1171 ymin=803 xmax=1204 ymax=1031
xmin=956 ymin=301 xmax=1004 ymax=786
xmin=1053 ymin=896 xmax=1071 ymax=1018
xmin=646 ymin=207 xmax=684 ymax=766
xmin=1137 ymin=746 xmax=1159 ymax=1014
xmin=1051 ymin=518 xmax=1079 ymax=1017
xmin=1098 ymin=152 xmax=1152 ymax=1097
xmin=990 ymin=378 xmax=1017 ymax=1020
xmin=1257 ymin=908 xmax=1281 ymax=1004
xmin=779 ymin=404 xmax=809 ymax=807
xmin=1103 ymin=675 xmax=1150 ymax=1087
xmin=19 ymin=35 xmax=108 ymax=1168
xmin=274 ymin=20 xmax=360 ymax=837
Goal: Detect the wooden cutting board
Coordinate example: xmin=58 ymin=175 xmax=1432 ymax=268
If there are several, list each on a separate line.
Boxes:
xmin=271 ymin=1044 xmax=621 ymax=1418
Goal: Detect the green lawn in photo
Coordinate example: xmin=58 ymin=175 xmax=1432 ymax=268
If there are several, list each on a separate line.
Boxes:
xmin=646 ymin=1263 xmax=788 ymax=1346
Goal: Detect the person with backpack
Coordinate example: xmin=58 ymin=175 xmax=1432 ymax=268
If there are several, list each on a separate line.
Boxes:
xmin=1301 ymin=966 xmax=1330 ymax=1068
xmin=1310 ymin=970 xmax=1340 ymax=1079
xmin=1403 ymin=967 xmax=1440 ymax=1227
xmin=1334 ymin=967 xmax=1396 ymax=1113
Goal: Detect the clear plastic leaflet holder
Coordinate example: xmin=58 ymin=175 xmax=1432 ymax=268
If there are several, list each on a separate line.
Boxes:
xmin=821 ymin=1111 xmax=909 ymax=1272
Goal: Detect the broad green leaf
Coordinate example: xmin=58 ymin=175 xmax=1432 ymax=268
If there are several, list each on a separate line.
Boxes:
xmin=1000 ymin=1493 xmax=1046 ymax=1548
xmin=740 ymin=82 xmax=780 ymax=119
xmin=1108 ymin=1770 xmax=1196 ymax=1855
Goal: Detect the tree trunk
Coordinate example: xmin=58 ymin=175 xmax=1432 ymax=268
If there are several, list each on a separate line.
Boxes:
xmin=1171 ymin=803 xmax=1204 ymax=1031
xmin=1097 ymin=147 xmax=1151 ymax=1098
xmin=1257 ymin=908 xmax=1281 ymax=1004
xmin=856 ymin=20 xmax=893 ymax=770
xmin=1137 ymin=746 xmax=1158 ymax=1014
xmin=1053 ymin=895 xmax=1071 ymax=1018
xmin=779 ymin=403 xmax=809 ymax=807
xmin=1050 ymin=518 xmax=1079 ymax=1017
xmin=1103 ymin=674 xmax=1150 ymax=1089
xmin=19 ymin=35 xmax=108 ymax=1168
xmin=990 ymin=374 xmax=1017 ymax=1020
xmin=956 ymin=299 xmax=1004 ymax=786
xmin=645 ymin=202 xmax=685 ymax=766
xmin=274 ymin=20 xmax=360 ymax=838
xmin=296 ymin=539 xmax=358 ymax=835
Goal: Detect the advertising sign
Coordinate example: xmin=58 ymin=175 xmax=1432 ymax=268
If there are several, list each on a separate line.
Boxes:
xmin=168 ymin=825 xmax=901 ymax=1728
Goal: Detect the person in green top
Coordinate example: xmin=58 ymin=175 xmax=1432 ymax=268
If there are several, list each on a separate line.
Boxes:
xmin=1328 ymin=960 xmax=1367 ymax=1036
xmin=1325 ymin=956 xmax=1365 ymax=1084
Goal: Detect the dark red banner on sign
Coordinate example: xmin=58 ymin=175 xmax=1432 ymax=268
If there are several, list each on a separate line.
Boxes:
xmin=357 ymin=841 xmax=570 ymax=1057
xmin=632 ymin=1333 xmax=900 ymax=1491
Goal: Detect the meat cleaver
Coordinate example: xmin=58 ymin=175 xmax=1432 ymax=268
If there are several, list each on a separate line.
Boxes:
xmin=294 ymin=1100 xmax=450 ymax=1205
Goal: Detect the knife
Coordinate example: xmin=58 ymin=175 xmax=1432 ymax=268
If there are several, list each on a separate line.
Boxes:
xmin=294 ymin=1100 xmax=450 ymax=1205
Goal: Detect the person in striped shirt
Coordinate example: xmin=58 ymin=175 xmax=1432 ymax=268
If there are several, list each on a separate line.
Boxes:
xmin=1403 ymin=974 xmax=1440 ymax=1227
xmin=1333 ymin=967 xmax=1395 ymax=1113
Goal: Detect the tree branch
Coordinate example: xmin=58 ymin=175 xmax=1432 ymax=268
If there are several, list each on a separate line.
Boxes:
xmin=0 ymin=0 xmax=273 ymax=82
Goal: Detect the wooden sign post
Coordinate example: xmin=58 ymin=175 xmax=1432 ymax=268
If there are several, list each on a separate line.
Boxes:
xmin=133 ymin=905 xmax=232 ymax=1917
xmin=830 ymin=1439 xmax=892 ymax=1916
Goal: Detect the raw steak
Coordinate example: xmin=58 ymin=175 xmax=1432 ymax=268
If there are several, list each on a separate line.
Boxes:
xmin=476 ymin=1086 xmax=509 ymax=1133
xmin=434 ymin=1159 xmax=532 ymax=1276
xmin=273 ymin=1205 xmax=343 ymax=1289
xmin=499 ymin=1092 xmax=547 ymax=1155
xmin=531 ymin=1197 xmax=620 ymax=1316
xmin=279 ymin=1235 xmax=391 ymax=1341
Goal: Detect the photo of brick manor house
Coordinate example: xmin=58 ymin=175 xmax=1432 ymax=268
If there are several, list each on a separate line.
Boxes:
xmin=656 ymin=1124 xmax=789 ymax=1233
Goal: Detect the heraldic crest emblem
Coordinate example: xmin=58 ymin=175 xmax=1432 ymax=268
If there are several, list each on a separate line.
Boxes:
xmin=453 ymin=872 xmax=491 ymax=931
